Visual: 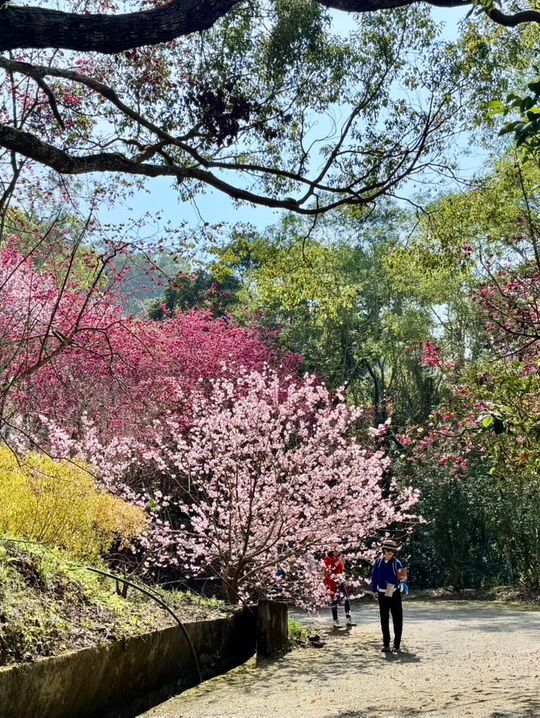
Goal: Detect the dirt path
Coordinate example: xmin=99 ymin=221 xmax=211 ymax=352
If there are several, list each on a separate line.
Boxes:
xmin=139 ymin=601 xmax=540 ymax=718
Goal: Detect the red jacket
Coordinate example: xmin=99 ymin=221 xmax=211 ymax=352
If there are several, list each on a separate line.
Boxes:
xmin=323 ymin=555 xmax=345 ymax=595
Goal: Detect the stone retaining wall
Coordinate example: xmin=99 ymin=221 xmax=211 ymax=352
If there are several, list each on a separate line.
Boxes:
xmin=0 ymin=610 xmax=256 ymax=718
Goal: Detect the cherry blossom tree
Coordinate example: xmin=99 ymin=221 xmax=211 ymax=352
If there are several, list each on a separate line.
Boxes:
xmin=0 ymin=240 xmax=123 ymax=438
xmin=45 ymin=369 xmax=418 ymax=600
xmin=1 ymin=244 xmax=308 ymax=582
xmin=0 ymin=228 xmax=300 ymax=448
xmin=478 ymin=269 xmax=540 ymax=363
xmin=22 ymin=308 xmax=298 ymax=443
xmin=166 ymin=369 xmax=418 ymax=605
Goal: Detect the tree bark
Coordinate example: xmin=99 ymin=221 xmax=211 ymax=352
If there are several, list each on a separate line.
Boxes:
xmin=1 ymin=0 xmax=538 ymax=54
xmin=0 ymin=0 xmax=471 ymax=54
xmin=0 ymin=124 xmax=392 ymax=214
xmin=0 ymin=0 xmax=241 ymax=53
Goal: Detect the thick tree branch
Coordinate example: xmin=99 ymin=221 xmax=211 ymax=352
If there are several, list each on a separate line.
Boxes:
xmin=3 ymin=0 xmax=538 ymax=55
xmin=485 ymin=6 xmax=540 ymax=26
xmin=0 ymin=0 xmax=241 ymax=53
xmin=319 ymin=0 xmax=466 ymax=9
xmin=320 ymin=0 xmax=540 ymax=26
xmin=0 ymin=123 xmax=382 ymax=214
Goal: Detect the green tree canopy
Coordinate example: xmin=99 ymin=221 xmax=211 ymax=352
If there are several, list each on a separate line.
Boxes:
xmin=213 ymin=207 xmax=440 ymax=426
xmin=1 ymin=2 xmax=537 ymax=216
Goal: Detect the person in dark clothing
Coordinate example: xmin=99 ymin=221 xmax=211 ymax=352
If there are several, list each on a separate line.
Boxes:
xmin=324 ymin=550 xmax=353 ymax=627
xmin=371 ymin=539 xmax=405 ymax=653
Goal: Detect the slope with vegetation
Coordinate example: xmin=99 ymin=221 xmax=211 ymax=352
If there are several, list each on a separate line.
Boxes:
xmin=2 ymin=0 xmax=540 ymax=675
xmin=0 ymin=540 xmax=225 ymax=666
xmin=0 ymin=448 xmax=225 ymax=666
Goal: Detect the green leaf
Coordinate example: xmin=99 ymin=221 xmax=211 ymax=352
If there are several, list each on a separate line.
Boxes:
xmin=499 ymin=121 xmax=525 ymax=136
xmin=486 ymin=100 xmax=506 ymax=117
xmin=506 ymin=93 xmax=523 ymax=104
xmin=521 ymin=97 xmax=536 ymax=112
xmin=526 ymin=109 xmax=540 ymax=121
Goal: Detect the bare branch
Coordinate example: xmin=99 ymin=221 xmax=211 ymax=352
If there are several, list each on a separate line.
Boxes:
xmin=0 ymin=123 xmax=398 ymax=215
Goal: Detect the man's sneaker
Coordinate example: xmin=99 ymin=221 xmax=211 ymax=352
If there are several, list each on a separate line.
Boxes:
xmin=381 ymin=646 xmax=391 ymax=652
xmin=392 ymin=646 xmax=401 ymax=654
xmin=346 ymin=615 xmax=354 ymax=626
xmin=332 ymin=619 xmax=340 ymax=627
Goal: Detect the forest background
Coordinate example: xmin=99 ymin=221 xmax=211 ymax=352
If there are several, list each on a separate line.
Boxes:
xmin=1 ymin=0 xmax=540 ymax=649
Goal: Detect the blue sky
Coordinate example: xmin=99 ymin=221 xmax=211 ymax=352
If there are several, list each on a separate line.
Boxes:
xmin=100 ymin=5 xmax=475 ymax=243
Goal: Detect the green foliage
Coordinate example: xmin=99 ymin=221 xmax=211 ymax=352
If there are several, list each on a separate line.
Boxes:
xmin=469 ymin=361 xmax=540 ymax=585
xmin=455 ymin=17 xmax=540 ymax=129
xmin=491 ymin=71 xmax=540 ymax=156
xmin=386 ymin=158 xmax=540 ymax=366
xmin=404 ymin=463 xmax=505 ymax=590
xmin=0 ymin=540 xmax=225 ymax=665
xmin=486 ymin=17 xmax=540 ymax=159
xmin=391 ymin=158 xmax=540 ymax=277
xmin=387 ymin=157 xmax=540 ymax=589
xmin=265 ymin=0 xmax=328 ymax=83
xmin=287 ymin=617 xmax=313 ymax=648
xmin=147 ymin=268 xmax=240 ymax=319
xmin=213 ymin=208 xmax=438 ymax=427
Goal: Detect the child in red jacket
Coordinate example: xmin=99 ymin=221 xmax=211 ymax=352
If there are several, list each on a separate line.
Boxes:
xmin=324 ymin=550 xmax=353 ymax=627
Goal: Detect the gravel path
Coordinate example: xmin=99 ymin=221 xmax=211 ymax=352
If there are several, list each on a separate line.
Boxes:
xmin=140 ymin=601 xmax=540 ymax=718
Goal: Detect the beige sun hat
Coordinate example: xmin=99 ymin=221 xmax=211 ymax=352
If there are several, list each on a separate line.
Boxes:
xmin=381 ymin=539 xmax=400 ymax=552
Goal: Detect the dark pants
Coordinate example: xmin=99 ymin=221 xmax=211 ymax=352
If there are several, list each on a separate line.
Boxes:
xmin=331 ymin=583 xmax=351 ymax=621
xmin=378 ymin=590 xmax=403 ymax=648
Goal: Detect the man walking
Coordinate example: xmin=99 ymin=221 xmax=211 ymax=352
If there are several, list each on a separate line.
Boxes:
xmin=371 ymin=539 xmax=404 ymax=653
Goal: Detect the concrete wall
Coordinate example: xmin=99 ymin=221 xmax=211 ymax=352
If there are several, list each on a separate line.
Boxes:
xmin=0 ymin=610 xmax=256 ymax=718
xmin=256 ymin=600 xmax=288 ymax=658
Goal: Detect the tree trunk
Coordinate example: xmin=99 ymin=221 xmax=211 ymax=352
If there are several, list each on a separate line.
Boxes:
xmin=222 ymin=576 xmax=239 ymax=604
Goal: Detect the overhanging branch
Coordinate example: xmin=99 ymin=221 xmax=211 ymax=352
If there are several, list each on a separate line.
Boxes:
xmin=2 ymin=0 xmax=539 ymax=54
xmin=0 ymin=0 xmax=241 ymax=53
xmin=0 ymin=124 xmax=383 ymax=215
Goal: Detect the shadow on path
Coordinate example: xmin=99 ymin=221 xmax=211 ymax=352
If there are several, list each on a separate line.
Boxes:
xmin=140 ymin=601 xmax=540 ymax=718
xmin=332 ymin=690 xmax=540 ymax=718
xmin=334 ymin=699 xmax=540 ymax=718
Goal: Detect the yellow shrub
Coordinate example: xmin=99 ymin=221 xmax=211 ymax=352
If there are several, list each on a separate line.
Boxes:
xmin=0 ymin=447 xmax=147 ymax=561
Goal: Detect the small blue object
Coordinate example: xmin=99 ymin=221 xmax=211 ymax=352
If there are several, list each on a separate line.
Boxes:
xmin=400 ymin=582 xmax=409 ymax=595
